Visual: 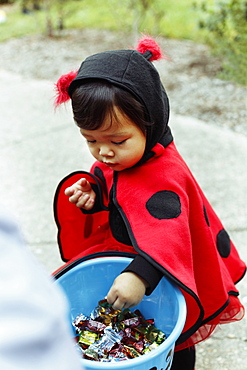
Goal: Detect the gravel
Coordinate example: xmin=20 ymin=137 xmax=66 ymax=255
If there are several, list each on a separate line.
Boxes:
xmin=1 ymin=28 xmax=246 ymax=135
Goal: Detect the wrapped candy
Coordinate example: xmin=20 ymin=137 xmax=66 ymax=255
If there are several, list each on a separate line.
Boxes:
xmin=73 ymin=299 xmax=166 ymax=362
xmin=78 ymin=330 xmax=98 ymax=347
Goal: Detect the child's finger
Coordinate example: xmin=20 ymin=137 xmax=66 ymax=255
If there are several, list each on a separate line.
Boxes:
xmin=83 ymin=196 xmax=95 ymax=210
xmin=111 ymin=297 xmax=126 ymax=311
xmin=68 ymin=190 xmax=82 ymax=204
xmin=79 ymin=178 xmax=92 ymax=192
xmin=64 ymin=184 xmax=81 ymax=196
xmin=75 ymin=193 xmax=89 ymax=207
xmin=76 ymin=194 xmax=95 ymax=210
xmin=64 ymin=186 xmax=73 ymax=196
xmin=107 ymin=291 xmax=127 ymax=310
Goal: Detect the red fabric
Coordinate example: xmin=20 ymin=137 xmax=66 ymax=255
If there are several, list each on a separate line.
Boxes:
xmin=54 ymin=142 xmax=246 ymax=347
xmin=113 ymin=143 xmax=245 ymax=342
xmin=54 ymin=171 xmax=135 ymax=262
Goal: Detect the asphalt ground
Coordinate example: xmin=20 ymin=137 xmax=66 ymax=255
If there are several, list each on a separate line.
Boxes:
xmin=0 ymin=69 xmax=246 ymax=369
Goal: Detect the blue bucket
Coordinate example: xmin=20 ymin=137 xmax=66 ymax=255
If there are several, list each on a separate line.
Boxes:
xmin=55 ymin=257 xmax=186 ymax=370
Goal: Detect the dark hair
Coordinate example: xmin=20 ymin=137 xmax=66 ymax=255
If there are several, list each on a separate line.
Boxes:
xmin=71 ymin=80 xmax=150 ymax=134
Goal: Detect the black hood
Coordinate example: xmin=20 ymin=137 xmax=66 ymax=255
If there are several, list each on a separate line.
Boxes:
xmin=68 ymin=49 xmax=173 ymax=159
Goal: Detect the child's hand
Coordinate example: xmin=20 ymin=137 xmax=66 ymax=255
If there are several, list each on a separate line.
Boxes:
xmin=106 ymin=272 xmax=148 ymax=310
xmin=64 ymin=178 xmax=96 ymax=210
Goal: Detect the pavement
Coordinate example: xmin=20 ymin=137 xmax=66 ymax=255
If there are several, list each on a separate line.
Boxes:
xmin=0 ymin=69 xmax=246 ymax=369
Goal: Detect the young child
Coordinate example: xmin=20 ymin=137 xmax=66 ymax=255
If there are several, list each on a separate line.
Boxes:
xmin=54 ymin=37 xmax=246 ymax=369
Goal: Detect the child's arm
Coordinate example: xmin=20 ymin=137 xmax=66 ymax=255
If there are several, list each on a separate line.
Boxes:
xmin=64 ymin=178 xmax=96 ymax=211
xmin=106 ymin=272 xmax=148 ymax=310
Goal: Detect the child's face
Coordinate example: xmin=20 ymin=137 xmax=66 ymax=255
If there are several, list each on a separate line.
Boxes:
xmin=80 ymin=108 xmax=146 ymax=171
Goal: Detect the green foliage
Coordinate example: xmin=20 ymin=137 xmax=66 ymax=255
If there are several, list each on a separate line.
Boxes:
xmin=105 ymin=0 xmax=204 ymax=40
xmin=1 ymin=0 xmax=246 ymax=84
xmin=0 ymin=2 xmax=45 ymax=39
xmin=0 ymin=0 xmax=204 ymax=41
xmin=196 ymin=0 xmax=247 ymax=85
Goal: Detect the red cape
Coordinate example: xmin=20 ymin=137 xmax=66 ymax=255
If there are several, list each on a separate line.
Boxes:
xmin=54 ymin=142 xmax=246 ymax=349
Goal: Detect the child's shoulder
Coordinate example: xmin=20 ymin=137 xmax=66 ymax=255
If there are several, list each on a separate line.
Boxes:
xmin=149 ymin=141 xmax=190 ymax=174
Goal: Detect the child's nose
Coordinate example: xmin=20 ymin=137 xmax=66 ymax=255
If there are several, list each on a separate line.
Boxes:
xmin=99 ymin=146 xmax=114 ymax=157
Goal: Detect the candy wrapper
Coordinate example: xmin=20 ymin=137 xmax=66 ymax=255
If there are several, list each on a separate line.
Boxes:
xmin=73 ymin=299 xmax=167 ymax=362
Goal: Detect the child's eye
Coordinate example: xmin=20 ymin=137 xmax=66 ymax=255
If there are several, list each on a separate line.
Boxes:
xmin=86 ymin=140 xmax=96 ymax=144
xmin=112 ymin=139 xmax=127 ymax=146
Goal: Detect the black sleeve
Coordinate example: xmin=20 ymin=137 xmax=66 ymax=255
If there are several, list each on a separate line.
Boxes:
xmin=121 ymin=255 xmax=163 ymax=295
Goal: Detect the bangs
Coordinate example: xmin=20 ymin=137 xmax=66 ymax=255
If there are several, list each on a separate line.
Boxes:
xmin=71 ymin=82 xmax=116 ymax=130
xmin=71 ymin=81 xmax=149 ymax=134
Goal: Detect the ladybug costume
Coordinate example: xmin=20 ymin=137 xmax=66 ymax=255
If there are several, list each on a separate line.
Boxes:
xmin=53 ymin=37 xmax=246 ymax=351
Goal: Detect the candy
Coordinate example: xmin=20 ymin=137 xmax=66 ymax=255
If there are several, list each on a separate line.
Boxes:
xmin=87 ymin=319 xmax=107 ymax=333
xmin=78 ymin=330 xmax=98 ymax=347
xmin=73 ymin=299 xmax=166 ymax=362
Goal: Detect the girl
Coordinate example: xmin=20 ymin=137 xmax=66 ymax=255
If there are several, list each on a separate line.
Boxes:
xmin=54 ymin=37 xmax=246 ymax=369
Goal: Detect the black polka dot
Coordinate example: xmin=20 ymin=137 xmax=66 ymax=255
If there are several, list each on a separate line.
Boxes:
xmin=146 ymin=190 xmax=181 ymax=219
xmin=203 ymin=205 xmax=210 ymax=226
xmin=217 ymin=229 xmax=231 ymax=258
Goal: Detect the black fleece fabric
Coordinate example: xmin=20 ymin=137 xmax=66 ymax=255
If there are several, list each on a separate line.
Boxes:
xmin=68 ymin=49 xmax=173 ymax=156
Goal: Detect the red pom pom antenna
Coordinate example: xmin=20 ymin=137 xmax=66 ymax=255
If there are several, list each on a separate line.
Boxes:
xmin=54 ymin=71 xmax=77 ymax=108
xmin=136 ymin=36 xmax=165 ymax=61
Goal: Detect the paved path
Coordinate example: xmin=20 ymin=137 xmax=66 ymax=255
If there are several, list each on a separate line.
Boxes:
xmin=0 ymin=69 xmax=246 ymax=369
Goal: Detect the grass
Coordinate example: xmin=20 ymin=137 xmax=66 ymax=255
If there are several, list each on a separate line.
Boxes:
xmin=0 ymin=0 xmax=207 ymax=42
xmin=0 ymin=2 xmax=46 ymax=40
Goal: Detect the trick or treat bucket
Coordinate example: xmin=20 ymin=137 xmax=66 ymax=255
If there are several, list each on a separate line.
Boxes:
xmin=54 ymin=256 xmax=186 ymax=370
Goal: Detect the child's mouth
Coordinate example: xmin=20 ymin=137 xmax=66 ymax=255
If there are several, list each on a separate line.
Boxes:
xmin=104 ymin=162 xmax=119 ymax=168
